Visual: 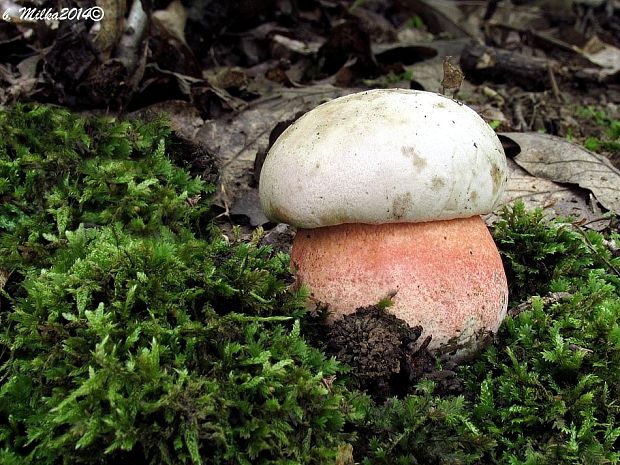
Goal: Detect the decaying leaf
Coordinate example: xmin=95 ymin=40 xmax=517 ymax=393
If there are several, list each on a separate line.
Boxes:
xmin=92 ymin=0 xmax=126 ymax=55
xmin=579 ymin=35 xmax=620 ymax=75
xmin=0 ymin=55 xmax=40 ymax=104
xmin=501 ymin=132 xmax=620 ymax=214
xmin=404 ymin=0 xmax=481 ymax=38
xmin=196 ymin=86 xmax=360 ymax=223
xmin=152 ymin=0 xmax=188 ymax=46
xmin=486 ymin=158 xmax=610 ymax=230
xmin=440 ymin=55 xmax=464 ymax=95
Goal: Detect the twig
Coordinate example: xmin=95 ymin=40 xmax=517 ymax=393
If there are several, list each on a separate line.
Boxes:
xmin=115 ymin=0 xmax=149 ymax=72
xmin=547 ymin=63 xmax=562 ymax=103
xmin=513 ymin=100 xmax=528 ymax=131
xmin=508 ymin=292 xmax=573 ymax=317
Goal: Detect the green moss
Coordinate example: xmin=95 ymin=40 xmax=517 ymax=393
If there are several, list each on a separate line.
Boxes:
xmin=350 ymin=203 xmax=620 ymax=464
xmin=0 ymin=105 xmax=352 ymax=464
xmin=576 ymin=106 xmax=620 ymax=154
xmin=1 ymin=226 xmax=350 ymax=465
xmin=0 ymin=104 xmax=210 ymax=282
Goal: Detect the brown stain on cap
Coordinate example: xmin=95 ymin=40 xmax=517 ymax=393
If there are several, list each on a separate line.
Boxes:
xmin=489 ymin=162 xmax=503 ymax=197
xmin=401 ymin=146 xmax=427 ymax=170
xmin=432 ymin=176 xmax=446 ymax=189
xmin=392 ymin=192 xmax=413 ymax=220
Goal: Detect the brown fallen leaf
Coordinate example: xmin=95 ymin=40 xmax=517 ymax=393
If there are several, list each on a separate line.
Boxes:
xmin=578 ymin=35 xmax=620 ymax=75
xmin=196 ymin=86 xmax=362 ymax=224
xmin=93 ymin=0 xmax=126 ymax=55
xmin=152 ymin=0 xmax=188 ymax=46
xmin=500 ymin=132 xmax=620 ymax=215
xmin=440 ymin=55 xmax=464 ymax=96
xmin=486 ymin=159 xmax=610 ymax=230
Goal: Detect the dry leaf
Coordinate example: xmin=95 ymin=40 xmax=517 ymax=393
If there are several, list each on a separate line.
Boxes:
xmin=500 ymin=132 xmax=620 ymax=214
xmin=404 ymin=0 xmax=481 ymax=38
xmin=271 ymin=34 xmax=319 ymax=56
xmin=486 ymin=158 xmax=609 ymax=230
xmin=152 ymin=0 xmax=188 ymax=45
xmin=196 ymin=86 xmax=361 ymax=222
xmin=579 ymin=35 xmax=620 ymax=74
xmin=93 ymin=0 xmax=126 ymax=54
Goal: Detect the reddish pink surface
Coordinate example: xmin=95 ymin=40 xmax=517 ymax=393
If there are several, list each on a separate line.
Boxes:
xmin=291 ymin=216 xmax=508 ymax=359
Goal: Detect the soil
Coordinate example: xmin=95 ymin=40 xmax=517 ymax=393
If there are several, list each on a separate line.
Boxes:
xmin=322 ymin=305 xmax=463 ymax=401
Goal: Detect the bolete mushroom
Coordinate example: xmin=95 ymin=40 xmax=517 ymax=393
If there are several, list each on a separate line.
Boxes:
xmin=259 ymin=89 xmax=508 ymax=361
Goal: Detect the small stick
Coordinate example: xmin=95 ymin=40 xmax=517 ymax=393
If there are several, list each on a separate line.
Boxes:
xmin=547 ymin=64 xmax=562 ymax=103
xmin=508 ymin=291 xmax=573 ymax=317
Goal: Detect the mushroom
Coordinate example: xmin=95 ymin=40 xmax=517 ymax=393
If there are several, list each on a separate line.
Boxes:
xmin=259 ymin=89 xmax=508 ymax=361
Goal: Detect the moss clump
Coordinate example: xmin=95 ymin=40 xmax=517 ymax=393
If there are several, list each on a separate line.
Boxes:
xmin=491 ymin=202 xmax=618 ymax=302
xmin=0 ymin=104 xmax=210 ymax=283
xmin=0 ymin=105 xmax=352 ymax=465
xmin=349 ymin=203 xmax=620 ymax=464
xmin=1 ymin=226 xmax=350 ymax=465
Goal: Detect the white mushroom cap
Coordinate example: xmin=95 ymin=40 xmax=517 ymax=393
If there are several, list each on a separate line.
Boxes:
xmin=259 ymin=89 xmax=507 ymax=229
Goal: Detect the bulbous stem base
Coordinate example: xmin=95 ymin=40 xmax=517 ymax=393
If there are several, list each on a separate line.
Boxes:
xmin=291 ymin=216 xmax=508 ymax=361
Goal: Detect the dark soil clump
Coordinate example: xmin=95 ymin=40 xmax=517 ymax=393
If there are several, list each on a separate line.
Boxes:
xmin=325 ymin=306 xmax=463 ymax=401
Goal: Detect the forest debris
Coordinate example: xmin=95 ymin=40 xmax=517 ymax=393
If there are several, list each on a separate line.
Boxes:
xmin=579 ymin=35 xmax=620 ymax=74
xmin=260 ymin=223 xmax=295 ymax=254
xmin=114 ymin=0 xmax=148 ymax=74
xmin=440 ymin=55 xmax=463 ymax=96
xmin=272 ymin=34 xmax=319 ymax=56
xmin=376 ymin=39 xmax=468 ymax=91
xmin=372 ymin=43 xmax=438 ymax=66
xmin=460 ymin=42 xmax=558 ymax=90
xmin=486 ymin=159 xmax=610 ymax=231
xmin=508 ymin=292 xmax=573 ymax=317
xmin=0 ymin=268 xmax=8 ymax=291
xmin=131 ymin=100 xmax=204 ymax=140
xmin=485 ymin=1 xmax=550 ymax=31
xmin=502 ymin=132 xmax=620 ymax=214
xmin=93 ymin=0 xmax=125 ymax=54
xmin=325 ymin=305 xmax=425 ymax=400
xmin=230 ymin=189 xmax=269 ymax=226
xmin=197 ymin=86 xmax=359 ymax=220
xmin=0 ymin=55 xmax=39 ymax=103
xmin=403 ymin=0 xmax=481 ymax=38
xmin=603 ymin=238 xmax=620 ymax=257
xmin=152 ymin=0 xmax=188 ymax=46
xmin=349 ymin=5 xmax=398 ymax=43
xmin=150 ymin=1 xmax=201 ymax=78
xmin=316 ymin=21 xmax=379 ymax=80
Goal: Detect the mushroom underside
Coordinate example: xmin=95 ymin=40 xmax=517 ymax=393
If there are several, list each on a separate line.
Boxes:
xmin=291 ymin=216 xmax=508 ymax=361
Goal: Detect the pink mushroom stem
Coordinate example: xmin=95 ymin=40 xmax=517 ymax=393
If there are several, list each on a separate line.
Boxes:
xmin=291 ymin=216 xmax=508 ymax=360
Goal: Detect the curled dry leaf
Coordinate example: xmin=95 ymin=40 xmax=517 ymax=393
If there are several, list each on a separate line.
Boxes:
xmin=485 ymin=159 xmax=610 ymax=230
xmin=196 ymin=86 xmax=360 ymax=224
xmin=579 ymin=35 xmax=620 ymax=75
xmin=501 ymin=132 xmax=620 ymax=215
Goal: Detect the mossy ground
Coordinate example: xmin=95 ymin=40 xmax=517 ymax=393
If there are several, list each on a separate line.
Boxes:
xmin=0 ymin=105 xmax=618 ymax=464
